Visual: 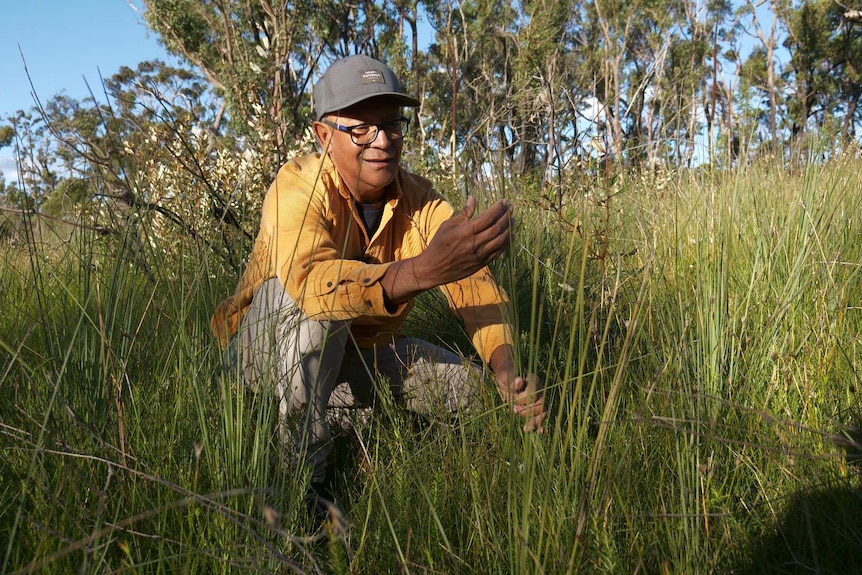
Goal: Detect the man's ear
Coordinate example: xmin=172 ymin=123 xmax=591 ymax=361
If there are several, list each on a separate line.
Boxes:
xmin=312 ymin=121 xmax=331 ymax=150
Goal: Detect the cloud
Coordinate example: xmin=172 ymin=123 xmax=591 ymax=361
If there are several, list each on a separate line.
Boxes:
xmin=0 ymin=153 xmax=19 ymax=184
xmin=579 ymin=96 xmax=603 ymax=123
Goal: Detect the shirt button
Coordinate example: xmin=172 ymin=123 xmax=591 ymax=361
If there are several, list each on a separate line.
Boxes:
xmin=363 ymin=278 xmax=371 ymax=284
xmin=326 ymin=281 xmax=333 ymax=288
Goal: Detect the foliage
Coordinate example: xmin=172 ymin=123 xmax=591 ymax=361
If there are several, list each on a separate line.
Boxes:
xmin=779 ymin=0 xmax=862 ymax=149
xmin=3 ymin=0 xmax=861 ymax=251
xmin=0 ymin=60 xmax=312 ymax=274
xmin=2 ymin=1 xmax=862 ymax=571
xmin=2 ymin=154 xmax=861 ymax=573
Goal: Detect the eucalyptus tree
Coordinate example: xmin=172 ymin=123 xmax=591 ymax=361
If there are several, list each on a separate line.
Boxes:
xmin=737 ymin=0 xmax=784 ymax=150
xmin=141 ymin=0 xmax=321 ymax=172
xmin=420 ymin=0 xmax=592 ymax=201
xmin=420 ymin=0 xmax=519 ymax=180
xmin=776 ymin=0 xmax=862 ymax=154
xmin=736 ymin=46 xmax=776 ymax=155
xmin=701 ymin=0 xmax=737 ymax=165
xmin=654 ymin=0 xmax=733 ymax=165
xmin=591 ymin=0 xmax=689 ymax=167
xmin=1 ymin=109 xmax=62 ymax=208
xmin=829 ymin=4 xmax=862 ymax=143
xmin=825 ymin=0 xmax=862 ymax=146
xmin=506 ymin=0 xmax=570 ymax=179
xmin=571 ymin=0 xmax=732 ymax=167
xmin=777 ymin=0 xmax=833 ymax=147
xmin=580 ymin=0 xmax=644 ymax=161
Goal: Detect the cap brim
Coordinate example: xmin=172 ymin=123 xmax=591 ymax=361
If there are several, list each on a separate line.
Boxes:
xmin=317 ymin=92 xmax=420 ymax=120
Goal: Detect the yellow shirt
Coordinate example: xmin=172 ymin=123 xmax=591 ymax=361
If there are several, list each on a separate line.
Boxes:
xmin=210 ymin=153 xmax=512 ymax=364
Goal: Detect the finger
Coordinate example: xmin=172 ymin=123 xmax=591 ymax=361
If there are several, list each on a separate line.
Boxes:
xmin=463 ymin=195 xmax=477 ymax=219
xmin=469 ymin=199 xmax=508 ymax=234
xmin=523 ymin=412 xmax=547 ymax=433
xmin=519 ymin=404 xmax=547 ymax=425
xmin=474 ymin=217 xmax=512 ymax=261
xmin=478 ymin=204 xmax=511 ymax=238
xmin=475 ymin=203 xmax=512 ymax=243
xmin=513 ymin=399 xmax=544 ymax=417
xmin=523 ymin=419 xmax=543 ymax=433
xmin=513 ymin=397 xmax=543 ymax=415
xmin=497 ymin=375 xmax=525 ymax=398
xmin=510 ymin=384 xmax=541 ymax=407
xmin=511 ymin=392 xmax=539 ymax=408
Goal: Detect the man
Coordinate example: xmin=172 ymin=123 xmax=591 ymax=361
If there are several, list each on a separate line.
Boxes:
xmin=211 ymin=54 xmax=545 ymax=521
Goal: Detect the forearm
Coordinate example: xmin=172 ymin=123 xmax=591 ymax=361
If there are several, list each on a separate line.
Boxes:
xmin=379 ymin=254 xmax=436 ymax=308
xmin=489 ymin=344 xmax=517 ymax=380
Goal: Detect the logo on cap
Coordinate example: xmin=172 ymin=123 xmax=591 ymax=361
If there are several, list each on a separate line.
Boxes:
xmin=361 ymin=70 xmax=386 ymax=85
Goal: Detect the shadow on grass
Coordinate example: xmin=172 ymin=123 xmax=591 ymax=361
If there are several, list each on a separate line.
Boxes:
xmin=737 ymin=426 xmax=862 ymax=575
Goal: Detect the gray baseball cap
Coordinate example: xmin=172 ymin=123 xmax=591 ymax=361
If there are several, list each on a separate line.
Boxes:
xmin=313 ymin=55 xmax=420 ymax=120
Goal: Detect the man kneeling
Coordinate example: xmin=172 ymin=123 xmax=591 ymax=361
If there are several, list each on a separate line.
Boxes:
xmin=210 ymin=55 xmax=546 ymax=526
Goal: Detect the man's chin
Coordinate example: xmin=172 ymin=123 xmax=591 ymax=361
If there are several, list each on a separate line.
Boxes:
xmin=354 ymin=179 xmax=395 ymax=202
xmin=364 ymin=172 xmax=397 ymax=190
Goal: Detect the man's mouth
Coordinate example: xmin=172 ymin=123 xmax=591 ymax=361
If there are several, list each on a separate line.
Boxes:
xmin=362 ymin=156 xmax=394 ymax=165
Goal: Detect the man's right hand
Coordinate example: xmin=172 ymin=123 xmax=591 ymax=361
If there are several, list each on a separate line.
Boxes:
xmin=414 ymin=196 xmax=512 ymax=286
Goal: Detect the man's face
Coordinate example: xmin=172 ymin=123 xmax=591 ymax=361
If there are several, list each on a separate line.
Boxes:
xmin=314 ymin=98 xmax=404 ymax=203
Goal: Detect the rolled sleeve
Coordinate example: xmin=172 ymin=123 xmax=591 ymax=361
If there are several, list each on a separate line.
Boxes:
xmin=440 ymin=268 xmax=514 ymax=365
xmin=301 ymin=261 xmax=408 ymax=320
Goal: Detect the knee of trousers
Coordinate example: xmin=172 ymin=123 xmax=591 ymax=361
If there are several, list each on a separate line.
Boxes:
xmin=281 ymin=318 xmax=351 ymax=414
xmin=284 ymin=314 xmax=351 ymax=357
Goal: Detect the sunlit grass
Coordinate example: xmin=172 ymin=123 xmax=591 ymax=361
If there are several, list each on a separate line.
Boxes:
xmin=2 ymin=155 xmax=861 ymax=573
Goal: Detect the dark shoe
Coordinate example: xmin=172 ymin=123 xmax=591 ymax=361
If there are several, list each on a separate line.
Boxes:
xmin=305 ymin=482 xmax=347 ymax=534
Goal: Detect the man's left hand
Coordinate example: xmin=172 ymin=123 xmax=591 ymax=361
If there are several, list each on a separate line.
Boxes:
xmin=495 ymin=369 xmax=547 ymax=433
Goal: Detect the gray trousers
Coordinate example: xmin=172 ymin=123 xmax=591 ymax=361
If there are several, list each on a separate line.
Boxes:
xmin=236 ymin=278 xmax=483 ymax=482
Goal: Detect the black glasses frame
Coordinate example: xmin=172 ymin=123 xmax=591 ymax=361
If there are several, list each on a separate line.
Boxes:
xmin=320 ymin=116 xmax=410 ymax=145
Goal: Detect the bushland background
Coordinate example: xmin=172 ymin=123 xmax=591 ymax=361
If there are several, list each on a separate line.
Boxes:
xmin=1 ymin=1 xmax=861 ymax=573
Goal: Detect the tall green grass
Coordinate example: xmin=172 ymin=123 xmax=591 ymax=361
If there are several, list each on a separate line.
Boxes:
xmin=2 ymin=155 xmax=861 ymax=573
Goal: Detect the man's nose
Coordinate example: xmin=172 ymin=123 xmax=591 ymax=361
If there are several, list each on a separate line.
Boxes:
xmin=367 ymin=127 xmax=392 ymax=148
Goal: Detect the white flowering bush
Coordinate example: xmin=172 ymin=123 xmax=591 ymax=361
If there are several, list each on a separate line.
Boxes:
xmin=89 ymin=113 xmax=317 ymax=277
xmin=0 ymin=62 xmax=317 ymax=278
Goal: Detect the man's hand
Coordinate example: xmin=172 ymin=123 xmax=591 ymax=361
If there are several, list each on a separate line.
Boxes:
xmin=491 ymin=346 xmax=547 ymax=433
xmin=415 ymin=196 xmax=512 ymax=286
xmin=496 ymin=370 xmax=546 ymax=433
xmin=381 ymin=196 xmax=512 ymax=305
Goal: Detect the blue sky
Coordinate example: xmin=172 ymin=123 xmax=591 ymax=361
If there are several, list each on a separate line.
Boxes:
xmin=1 ymin=0 xmax=174 ymax=180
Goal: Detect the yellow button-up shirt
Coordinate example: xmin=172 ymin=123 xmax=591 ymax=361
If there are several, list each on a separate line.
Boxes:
xmin=211 ymin=153 xmax=512 ymax=364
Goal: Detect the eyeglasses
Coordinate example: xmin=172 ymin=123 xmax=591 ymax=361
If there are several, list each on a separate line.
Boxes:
xmin=320 ymin=116 xmax=410 ymax=145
